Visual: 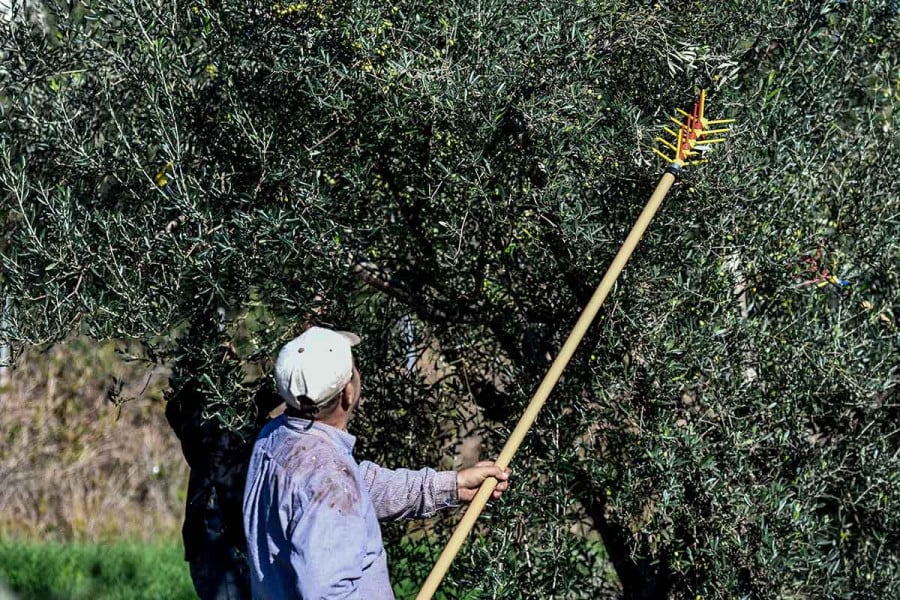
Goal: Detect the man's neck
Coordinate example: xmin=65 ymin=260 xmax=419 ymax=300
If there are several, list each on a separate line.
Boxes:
xmin=284 ymin=405 xmax=348 ymax=431
xmin=318 ymin=413 xmax=348 ymax=431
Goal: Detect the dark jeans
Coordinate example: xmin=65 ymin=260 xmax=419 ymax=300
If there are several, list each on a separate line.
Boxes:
xmin=189 ymin=555 xmax=249 ymax=600
xmin=186 ymin=488 xmax=251 ymax=600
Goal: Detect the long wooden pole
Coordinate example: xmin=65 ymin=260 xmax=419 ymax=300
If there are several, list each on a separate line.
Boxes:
xmin=416 ymin=169 xmax=679 ymax=600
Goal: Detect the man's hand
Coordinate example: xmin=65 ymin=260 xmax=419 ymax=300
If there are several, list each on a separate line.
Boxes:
xmin=456 ymin=461 xmax=511 ymax=503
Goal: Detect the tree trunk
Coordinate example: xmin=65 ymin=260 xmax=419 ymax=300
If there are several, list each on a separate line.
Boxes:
xmin=583 ymin=488 xmax=672 ymax=599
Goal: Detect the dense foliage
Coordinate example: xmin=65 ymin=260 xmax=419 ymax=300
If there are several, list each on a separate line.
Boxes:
xmin=2 ymin=0 xmax=899 ymax=597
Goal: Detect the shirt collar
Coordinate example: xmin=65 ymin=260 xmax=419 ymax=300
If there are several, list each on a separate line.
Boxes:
xmin=282 ymin=415 xmax=356 ymax=453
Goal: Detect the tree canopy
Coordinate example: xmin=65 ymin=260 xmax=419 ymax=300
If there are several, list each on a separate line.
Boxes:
xmin=2 ymin=0 xmax=899 ymax=597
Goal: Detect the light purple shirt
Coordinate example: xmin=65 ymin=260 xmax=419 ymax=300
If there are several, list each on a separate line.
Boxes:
xmin=243 ymin=415 xmax=459 ymax=599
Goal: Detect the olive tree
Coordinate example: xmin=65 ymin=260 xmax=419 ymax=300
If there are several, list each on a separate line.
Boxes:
xmin=2 ymin=0 xmax=898 ymax=597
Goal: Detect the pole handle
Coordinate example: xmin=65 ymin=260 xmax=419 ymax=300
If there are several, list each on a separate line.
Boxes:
xmin=416 ymin=171 xmax=678 ymax=600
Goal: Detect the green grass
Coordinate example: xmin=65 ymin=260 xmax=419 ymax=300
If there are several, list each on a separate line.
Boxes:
xmin=0 ymin=537 xmax=483 ymax=599
xmin=0 ymin=540 xmax=195 ymax=600
xmin=0 ymin=538 xmax=464 ymax=600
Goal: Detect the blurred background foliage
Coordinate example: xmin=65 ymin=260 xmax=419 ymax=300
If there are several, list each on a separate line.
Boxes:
xmin=1 ymin=0 xmax=899 ymax=598
xmin=0 ymin=339 xmax=182 ymax=542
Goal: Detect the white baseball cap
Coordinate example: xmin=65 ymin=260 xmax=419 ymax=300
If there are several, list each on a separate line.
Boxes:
xmin=274 ymin=327 xmax=361 ymax=409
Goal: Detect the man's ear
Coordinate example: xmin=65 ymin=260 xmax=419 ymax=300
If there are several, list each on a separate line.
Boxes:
xmin=341 ymin=382 xmax=355 ymax=410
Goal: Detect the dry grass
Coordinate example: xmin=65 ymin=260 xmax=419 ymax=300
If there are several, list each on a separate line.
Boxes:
xmin=0 ymin=338 xmax=188 ymax=542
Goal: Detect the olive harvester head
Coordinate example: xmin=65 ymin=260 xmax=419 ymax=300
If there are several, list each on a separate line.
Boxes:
xmin=653 ymin=90 xmax=735 ymax=168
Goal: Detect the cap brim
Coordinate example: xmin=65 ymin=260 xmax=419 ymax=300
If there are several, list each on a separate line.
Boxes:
xmin=337 ymin=331 xmax=361 ymax=346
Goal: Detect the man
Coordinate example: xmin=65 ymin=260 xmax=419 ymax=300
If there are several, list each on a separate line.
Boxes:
xmin=167 ymin=315 xmax=282 ymax=600
xmin=167 ymin=376 xmax=255 ymax=600
xmin=243 ymin=326 xmax=510 ymax=599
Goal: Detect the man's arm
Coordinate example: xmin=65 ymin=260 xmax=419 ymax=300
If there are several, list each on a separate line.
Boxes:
xmin=359 ymin=461 xmax=510 ymax=521
xmin=359 ymin=461 xmax=458 ymax=521
xmin=287 ymin=467 xmax=367 ymax=599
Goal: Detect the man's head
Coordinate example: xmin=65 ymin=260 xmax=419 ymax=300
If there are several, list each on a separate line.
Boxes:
xmin=274 ymin=327 xmax=361 ymax=422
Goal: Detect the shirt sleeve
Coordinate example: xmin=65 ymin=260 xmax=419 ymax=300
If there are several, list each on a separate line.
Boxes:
xmin=358 ymin=461 xmax=459 ymax=521
xmin=287 ymin=464 xmax=367 ymax=599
